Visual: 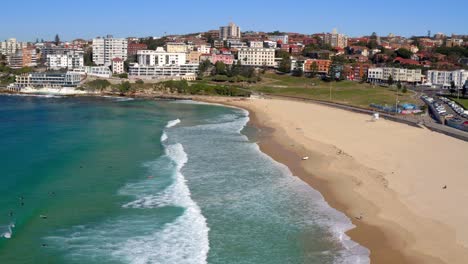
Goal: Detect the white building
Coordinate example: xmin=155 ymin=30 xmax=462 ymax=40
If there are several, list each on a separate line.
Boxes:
xmin=0 ymin=38 xmax=27 ymax=55
xmin=368 ymin=67 xmax=423 ymax=83
xmin=426 ymin=70 xmax=468 ymax=89
xmin=268 ymin=35 xmax=289 ymax=44
xmin=249 ymin=41 xmax=264 ymax=48
xmin=112 ymin=58 xmax=125 ymax=74
xmin=73 ymin=66 xmax=112 ymax=78
xmin=137 ymin=48 xmax=187 ymax=66
xmin=237 ymin=48 xmax=275 ymax=67
xmin=130 ymin=47 xmax=197 ymax=78
xmin=92 ymin=36 xmax=128 ymax=66
xmin=196 ymin=44 xmax=211 ymax=54
xmin=220 ymin=22 xmax=241 ymax=40
xmin=128 ymin=64 xmax=198 ymax=79
xmin=15 ymin=72 xmax=82 ymax=88
xmin=46 ymin=50 xmax=84 ymax=70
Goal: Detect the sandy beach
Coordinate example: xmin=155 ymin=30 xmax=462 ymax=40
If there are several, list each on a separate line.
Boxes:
xmin=199 ymin=96 xmax=468 ymax=264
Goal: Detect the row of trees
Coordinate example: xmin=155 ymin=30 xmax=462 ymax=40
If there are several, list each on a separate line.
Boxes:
xmin=199 ymin=60 xmax=261 ymax=83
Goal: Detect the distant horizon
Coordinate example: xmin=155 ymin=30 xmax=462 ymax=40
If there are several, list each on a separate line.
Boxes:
xmin=1 ymin=0 xmax=467 ymax=42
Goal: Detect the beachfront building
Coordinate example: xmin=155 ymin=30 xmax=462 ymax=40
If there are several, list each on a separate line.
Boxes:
xmin=7 ymin=48 xmax=37 ymax=69
xmin=368 ymin=67 xmax=423 ymax=84
xmin=129 ymin=48 xmax=198 ymax=78
xmin=111 ymin=58 xmax=125 ymax=74
xmin=238 ymin=48 xmax=275 ymax=67
xmin=323 ymin=29 xmax=348 ymax=49
xmin=15 ymin=72 xmax=82 ymax=88
xmin=72 ymin=66 xmax=112 ymax=78
xmin=46 ymin=50 xmax=84 ymax=70
xmin=92 ymin=36 xmax=128 ymax=66
xmin=0 ymin=38 xmax=27 ymax=55
xmin=426 ymin=70 xmax=468 ymax=89
xmin=137 ymin=48 xmax=186 ymax=66
xmin=220 ymin=22 xmax=241 ymax=40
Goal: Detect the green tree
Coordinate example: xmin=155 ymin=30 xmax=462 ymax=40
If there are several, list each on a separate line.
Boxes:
xmin=395 ymin=48 xmax=413 ymax=59
xmin=54 ymin=34 xmax=60 ymax=46
xmin=396 ymin=81 xmax=402 ymax=90
xmin=278 ymin=57 xmax=291 ymax=73
xmin=119 ymin=81 xmax=132 ymax=95
xmin=310 ymin=61 xmax=318 ymax=77
xmin=402 ymin=86 xmax=407 ymax=93
xmin=388 ymin=75 xmax=394 ymax=86
xmin=450 ymin=81 xmax=456 ymax=96
xmin=214 ymin=61 xmax=227 ymax=75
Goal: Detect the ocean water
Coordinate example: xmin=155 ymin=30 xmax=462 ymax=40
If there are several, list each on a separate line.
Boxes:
xmin=0 ymin=95 xmax=369 ymax=264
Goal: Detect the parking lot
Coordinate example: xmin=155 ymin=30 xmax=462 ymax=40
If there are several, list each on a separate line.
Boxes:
xmin=421 ymin=94 xmax=468 ymax=132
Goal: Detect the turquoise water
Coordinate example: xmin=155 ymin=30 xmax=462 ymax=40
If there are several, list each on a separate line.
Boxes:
xmin=0 ymin=95 xmax=369 ymax=263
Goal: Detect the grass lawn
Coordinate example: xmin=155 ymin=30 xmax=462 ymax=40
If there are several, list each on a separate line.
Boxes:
xmin=249 ymin=73 xmax=418 ymax=109
xmin=453 ymin=98 xmax=468 ymax=109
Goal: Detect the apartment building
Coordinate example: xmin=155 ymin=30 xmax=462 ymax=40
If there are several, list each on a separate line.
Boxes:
xmin=127 ymin=43 xmax=148 ymax=57
xmin=166 ymin=42 xmax=188 ymax=53
xmin=249 ymin=41 xmax=264 ymax=48
xmin=427 ymin=70 xmax=468 ymax=89
xmin=200 ymin=53 xmax=234 ymax=65
xmin=130 ymin=47 xmax=198 ymax=78
xmin=368 ymin=67 xmax=422 ymax=83
xmin=323 ymin=29 xmax=348 ymax=48
xmin=15 ymin=72 xmax=82 ymax=88
xmin=220 ymin=22 xmax=241 ymax=40
xmin=8 ymin=48 xmax=37 ymax=69
xmin=303 ymin=59 xmax=332 ymax=73
xmin=92 ymin=36 xmax=128 ymax=66
xmin=112 ymin=58 xmax=125 ymax=74
xmin=137 ymin=48 xmax=187 ymax=66
xmin=0 ymin=38 xmax=27 ymax=55
xmin=237 ymin=48 xmax=275 ymax=67
xmin=46 ymin=50 xmax=84 ymax=70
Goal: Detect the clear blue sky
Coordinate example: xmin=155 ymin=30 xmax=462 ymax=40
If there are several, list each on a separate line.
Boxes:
xmin=1 ymin=0 xmax=466 ymax=41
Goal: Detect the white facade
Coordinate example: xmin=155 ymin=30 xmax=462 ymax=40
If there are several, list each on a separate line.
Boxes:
xmin=427 ymin=70 xmax=468 ymax=89
xmin=196 ymin=44 xmax=211 ymax=54
xmin=128 ymin=64 xmax=198 ymax=78
xmin=137 ymin=48 xmax=187 ymax=66
xmin=268 ymin=35 xmax=289 ymax=44
xmin=112 ymin=59 xmax=125 ymax=74
xmin=0 ymin=38 xmax=27 ymax=55
xmin=15 ymin=72 xmax=82 ymax=88
xmin=92 ymin=36 xmax=128 ymax=66
xmin=73 ymin=66 xmax=112 ymax=78
xmin=238 ymin=48 xmax=275 ymax=67
xmin=249 ymin=41 xmax=264 ymax=48
xmin=368 ymin=67 xmax=422 ymax=83
xmin=220 ymin=22 xmax=241 ymax=40
xmin=46 ymin=51 xmax=84 ymax=70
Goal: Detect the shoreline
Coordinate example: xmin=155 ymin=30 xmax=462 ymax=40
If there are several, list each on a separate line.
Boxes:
xmin=197 ymin=96 xmax=468 ymax=264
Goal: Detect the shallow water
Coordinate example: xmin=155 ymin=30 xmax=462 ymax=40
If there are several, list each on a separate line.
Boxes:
xmin=0 ymin=95 xmax=369 ymax=263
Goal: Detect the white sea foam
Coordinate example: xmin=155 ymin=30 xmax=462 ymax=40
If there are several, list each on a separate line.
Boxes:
xmin=46 ymin=142 xmax=210 ymax=264
xmin=161 ymin=132 xmax=168 ymax=142
xmin=166 ymin=119 xmax=181 ymax=128
xmin=119 ymin=143 xmax=210 ymax=264
xmin=0 ymin=223 xmax=15 ymax=239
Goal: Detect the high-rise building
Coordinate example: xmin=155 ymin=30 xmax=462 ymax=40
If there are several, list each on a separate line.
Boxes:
xmin=7 ymin=48 xmax=37 ymax=69
xmin=0 ymin=38 xmax=28 ymax=55
xmin=92 ymin=36 xmax=128 ymax=66
xmin=323 ymin=29 xmax=348 ymax=48
xmin=219 ymin=23 xmax=241 ymax=40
